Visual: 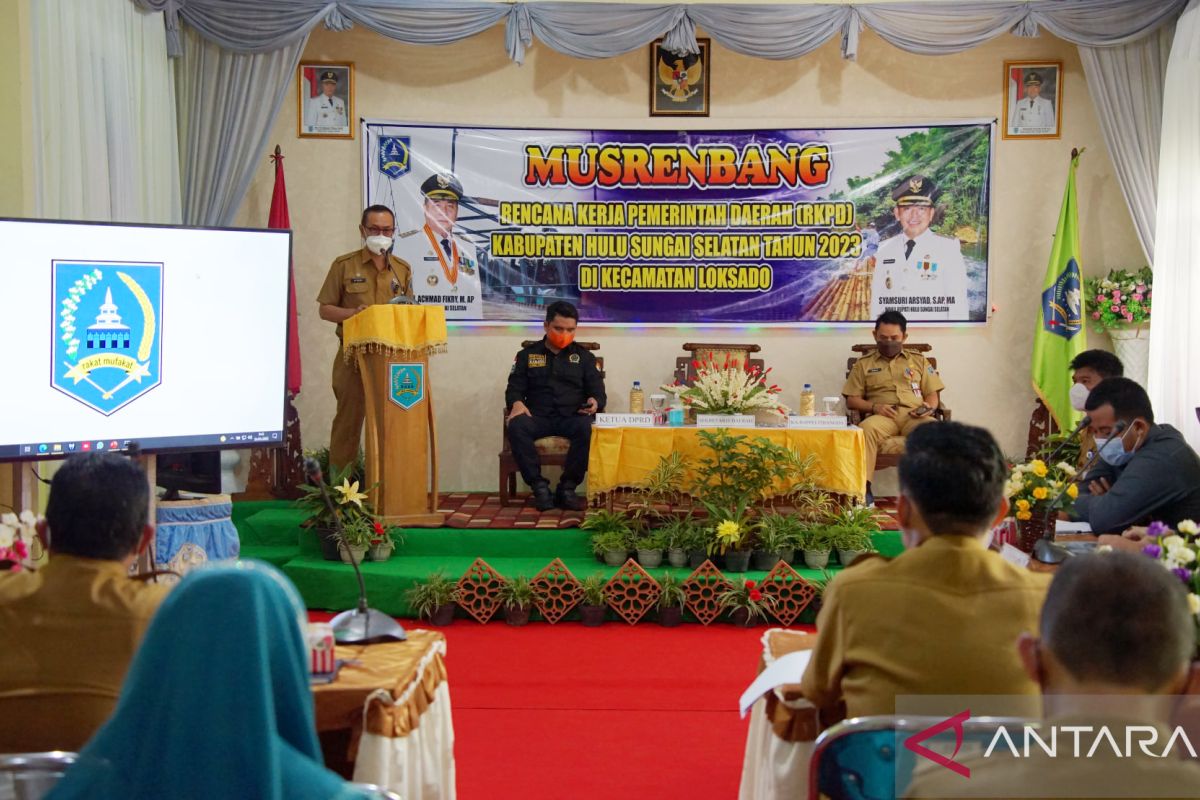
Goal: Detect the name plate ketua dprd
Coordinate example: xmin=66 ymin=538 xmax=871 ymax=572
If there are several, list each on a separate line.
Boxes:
xmin=695 ymin=414 xmax=757 ymax=429
xmin=786 ymin=415 xmax=848 ymax=429
xmin=595 ymin=413 xmax=655 ymax=427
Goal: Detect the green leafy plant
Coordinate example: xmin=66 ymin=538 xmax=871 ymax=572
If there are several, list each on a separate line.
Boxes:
xmin=404 ymin=571 xmax=459 ymax=620
xmin=828 ymin=505 xmax=883 ymax=551
xmin=796 ymin=524 xmax=833 ymax=553
xmin=582 ymin=510 xmax=633 ymax=555
xmin=1035 ymin=431 xmax=1081 ymax=468
xmin=1084 ymin=267 xmax=1151 ymax=331
xmin=656 ymin=572 xmax=686 ymax=609
xmin=757 ymin=512 xmax=805 ymax=553
xmin=635 ymin=531 xmax=665 ymax=552
xmin=336 ymin=514 xmax=377 ymax=549
xmin=719 ymin=578 xmax=777 ymax=623
xmin=499 ymin=574 xmax=536 ymax=610
xmin=657 ymin=514 xmax=699 ymax=551
xmin=581 ymin=572 xmax=607 ymax=606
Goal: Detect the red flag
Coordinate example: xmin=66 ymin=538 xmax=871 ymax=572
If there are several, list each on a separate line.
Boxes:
xmin=1011 ymin=67 xmax=1024 ymax=99
xmin=303 ymin=66 xmax=318 ymax=98
xmin=269 ymin=147 xmax=302 ymax=394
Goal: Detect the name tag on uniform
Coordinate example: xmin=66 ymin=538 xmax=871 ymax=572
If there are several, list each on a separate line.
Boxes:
xmin=528 ymin=354 xmax=547 ymax=368
xmin=867 ymin=368 xmax=882 ymax=374
xmin=350 ymin=276 xmax=366 ymax=284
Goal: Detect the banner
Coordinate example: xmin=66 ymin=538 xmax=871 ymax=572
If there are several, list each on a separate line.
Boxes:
xmin=363 ymin=121 xmax=992 ymax=326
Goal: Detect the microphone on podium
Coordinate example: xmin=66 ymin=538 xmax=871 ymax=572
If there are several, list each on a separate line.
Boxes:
xmin=1033 ymin=420 xmax=1128 ymax=565
xmin=303 ymin=458 xmax=405 ymax=644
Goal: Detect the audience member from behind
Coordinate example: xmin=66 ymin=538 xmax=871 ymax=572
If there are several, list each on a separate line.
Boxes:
xmin=0 ymin=453 xmax=167 ymax=751
xmin=800 ymin=422 xmax=1048 ymax=721
xmin=46 ymin=562 xmax=370 ymax=800
xmin=906 ymin=552 xmax=1200 ymax=798
xmin=1074 ymin=377 xmax=1200 ymax=533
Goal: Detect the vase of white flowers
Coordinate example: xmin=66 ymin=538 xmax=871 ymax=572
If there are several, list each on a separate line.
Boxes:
xmin=661 ymin=352 xmax=789 ymax=419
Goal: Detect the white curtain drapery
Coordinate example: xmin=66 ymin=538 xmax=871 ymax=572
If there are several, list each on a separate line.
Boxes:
xmin=32 ymin=0 xmax=181 ymax=223
xmin=1148 ymin=0 xmax=1200 ymax=451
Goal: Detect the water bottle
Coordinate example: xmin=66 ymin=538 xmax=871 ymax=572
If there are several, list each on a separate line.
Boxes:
xmin=800 ymin=384 xmax=815 ymax=416
xmin=629 ymin=381 xmax=645 ymax=414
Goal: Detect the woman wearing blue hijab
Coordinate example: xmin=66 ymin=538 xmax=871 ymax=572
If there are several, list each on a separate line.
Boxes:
xmin=47 ymin=562 xmax=369 ymax=800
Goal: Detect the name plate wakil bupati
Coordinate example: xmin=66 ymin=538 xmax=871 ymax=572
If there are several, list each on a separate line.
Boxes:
xmin=696 ymin=414 xmax=757 ymax=429
xmin=595 ymin=413 xmax=655 ymax=427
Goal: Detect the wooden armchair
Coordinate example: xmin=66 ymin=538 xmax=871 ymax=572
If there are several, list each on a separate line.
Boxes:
xmin=498 ymin=341 xmax=603 ymax=507
xmin=845 ymin=343 xmax=950 ymax=471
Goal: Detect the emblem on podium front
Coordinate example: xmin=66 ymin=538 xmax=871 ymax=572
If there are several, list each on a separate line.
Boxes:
xmin=52 ymin=261 xmax=163 ymax=415
xmin=389 ymin=363 xmax=424 ymax=410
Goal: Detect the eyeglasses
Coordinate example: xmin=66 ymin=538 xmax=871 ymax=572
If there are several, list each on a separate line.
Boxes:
xmin=364 ymin=226 xmax=396 ymax=236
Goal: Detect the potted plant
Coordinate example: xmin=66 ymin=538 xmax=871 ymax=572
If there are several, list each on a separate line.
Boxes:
xmin=656 ymin=572 xmax=686 ymax=627
xmin=719 ymin=579 xmax=777 ymax=627
xmin=658 ymin=514 xmax=696 ymax=568
xmin=579 ymin=572 xmax=607 ymax=627
xmin=296 ymin=461 xmax=378 ymax=562
xmin=660 ymin=354 xmax=790 ymax=420
xmin=828 ymin=505 xmax=882 ymax=566
xmin=404 ymin=570 xmax=459 ymax=626
xmin=635 ymin=530 xmax=665 ymax=568
xmin=755 ymin=512 xmax=802 ymax=571
xmin=583 ymin=510 xmax=633 ymax=566
xmin=1084 ymin=267 xmax=1152 ymax=384
xmin=707 ymin=509 xmax=755 ymax=573
xmin=808 ymin=568 xmax=835 ymax=614
xmin=681 ymin=520 xmax=710 ymax=569
xmin=1005 ymin=458 xmax=1079 ymax=553
xmin=797 ymin=524 xmax=833 ymax=570
xmin=337 ymin=514 xmax=374 ymax=565
xmin=367 ymin=521 xmax=397 ymax=562
xmin=500 ymin=574 xmax=536 ymax=626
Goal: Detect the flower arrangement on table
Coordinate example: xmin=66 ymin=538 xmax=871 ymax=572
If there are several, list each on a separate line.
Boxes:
xmin=1004 ymin=458 xmax=1078 ymax=521
xmin=0 ymin=510 xmax=40 ymax=572
xmin=1083 ymin=267 xmax=1151 ymax=332
xmin=1135 ymin=520 xmax=1200 ymax=638
xmin=661 ymin=353 xmax=790 ymax=417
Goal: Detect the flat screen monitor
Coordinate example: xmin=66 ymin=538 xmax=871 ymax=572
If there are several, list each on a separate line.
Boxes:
xmin=0 ymin=218 xmax=292 ymax=462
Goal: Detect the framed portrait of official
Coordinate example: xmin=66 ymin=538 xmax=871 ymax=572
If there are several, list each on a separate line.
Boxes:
xmin=649 ymin=38 xmax=710 ymax=117
xmin=297 ymin=62 xmax=354 ymax=139
xmin=1002 ymin=60 xmax=1062 ymax=140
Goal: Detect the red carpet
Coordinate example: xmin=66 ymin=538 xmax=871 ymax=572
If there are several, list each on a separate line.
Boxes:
xmin=442 ymin=621 xmax=784 ymax=798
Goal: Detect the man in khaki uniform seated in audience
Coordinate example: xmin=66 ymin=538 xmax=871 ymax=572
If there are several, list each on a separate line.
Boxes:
xmin=844 ymin=309 xmax=944 ymax=502
xmin=906 ymin=551 xmax=1200 ymax=798
xmin=800 ymin=422 xmax=1049 ymax=722
xmin=0 ymin=453 xmax=169 ymax=751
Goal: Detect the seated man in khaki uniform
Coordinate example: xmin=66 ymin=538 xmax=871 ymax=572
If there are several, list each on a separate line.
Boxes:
xmin=843 ymin=310 xmax=944 ymax=501
xmin=906 ymin=551 xmax=1200 ymax=798
xmin=800 ymin=422 xmax=1048 ymax=722
xmin=317 ymin=204 xmax=414 ymax=470
xmin=0 ymin=453 xmax=169 ymax=751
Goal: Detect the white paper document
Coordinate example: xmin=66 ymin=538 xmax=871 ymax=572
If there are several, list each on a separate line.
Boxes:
xmin=1055 ymin=520 xmax=1093 ymax=534
xmin=738 ymin=649 xmax=813 ymax=718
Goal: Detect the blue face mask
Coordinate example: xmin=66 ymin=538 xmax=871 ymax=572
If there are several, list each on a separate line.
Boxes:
xmin=1095 ymin=425 xmax=1140 ymax=467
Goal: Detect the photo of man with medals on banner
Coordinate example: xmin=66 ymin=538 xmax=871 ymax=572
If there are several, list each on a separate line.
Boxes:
xmin=395 ymin=172 xmax=482 ymax=320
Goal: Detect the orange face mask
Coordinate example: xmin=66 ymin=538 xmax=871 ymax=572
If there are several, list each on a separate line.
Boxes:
xmin=546 ymin=329 xmax=575 ymax=350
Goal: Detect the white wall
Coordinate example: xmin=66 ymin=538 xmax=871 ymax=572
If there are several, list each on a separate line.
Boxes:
xmin=233 ymin=24 xmax=1145 ymax=491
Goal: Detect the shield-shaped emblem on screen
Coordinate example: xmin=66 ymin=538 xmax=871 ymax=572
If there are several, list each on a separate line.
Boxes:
xmin=379 ymin=136 xmax=411 ymax=179
xmin=390 ymin=363 xmax=424 ymax=410
xmin=51 ymin=261 xmax=163 ymax=416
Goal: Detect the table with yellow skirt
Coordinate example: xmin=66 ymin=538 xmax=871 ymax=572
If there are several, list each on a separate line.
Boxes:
xmin=586 ymin=426 xmax=867 ymax=502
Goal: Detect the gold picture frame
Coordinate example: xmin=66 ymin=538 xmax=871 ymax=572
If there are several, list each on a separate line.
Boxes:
xmin=650 ymin=39 xmax=710 ymax=117
xmin=297 ymin=61 xmax=354 ymax=139
xmin=1002 ymin=60 xmax=1062 ymax=140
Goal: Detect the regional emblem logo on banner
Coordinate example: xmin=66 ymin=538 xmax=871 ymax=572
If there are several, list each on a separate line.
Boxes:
xmin=1041 ymin=257 xmax=1083 ymax=339
xmin=389 ymin=363 xmax=424 ymax=410
xmin=52 ymin=262 xmax=163 ymax=415
xmin=379 ymin=136 xmax=411 ymax=179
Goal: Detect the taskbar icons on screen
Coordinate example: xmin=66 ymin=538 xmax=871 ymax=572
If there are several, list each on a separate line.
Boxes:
xmin=8 ymin=431 xmax=283 ymax=460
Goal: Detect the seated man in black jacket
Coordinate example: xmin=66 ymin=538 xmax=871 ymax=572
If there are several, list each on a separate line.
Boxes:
xmin=505 ymin=301 xmax=606 ymax=511
xmin=1073 ymin=377 xmax=1200 ymax=533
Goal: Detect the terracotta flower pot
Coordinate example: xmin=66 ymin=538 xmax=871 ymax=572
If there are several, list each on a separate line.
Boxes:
xmin=429 ymin=604 xmax=455 ymax=626
xmin=580 ymin=604 xmax=606 ymax=627
xmin=658 ymin=606 xmax=684 ymax=627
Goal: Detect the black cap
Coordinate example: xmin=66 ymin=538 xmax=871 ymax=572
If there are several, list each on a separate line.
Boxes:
xmin=1024 ymin=71 xmax=1043 ymax=86
xmin=420 ymin=172 xmax=464 ymax=202
xmin=320 ymin=70 xmax=338 ymax=84
xmin=891 ymin=175 xmax=938 ymax=207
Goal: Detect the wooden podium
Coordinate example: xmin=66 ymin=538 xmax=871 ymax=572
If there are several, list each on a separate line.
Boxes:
xmin=343 ymin=305 xmax=448 ymax=527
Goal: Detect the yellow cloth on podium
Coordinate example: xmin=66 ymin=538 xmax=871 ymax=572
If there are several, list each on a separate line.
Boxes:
xmin=342 ymin=304 xmax=448 ymax=359
xmin=587 ymin=427 xmax=867 ymax=500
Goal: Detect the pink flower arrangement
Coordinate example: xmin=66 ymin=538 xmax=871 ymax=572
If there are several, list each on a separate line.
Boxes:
xmin=1084 ymin=268 xmax=1151 ymax=332
xmin=0 ymin=511 xmax=40 ymax=572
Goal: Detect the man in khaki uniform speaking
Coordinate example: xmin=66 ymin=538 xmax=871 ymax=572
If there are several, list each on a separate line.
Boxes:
xmin=317 ymin=205 xmax=414 ymax=470
xmin=843 ymin=309 xmax=944 ymax=500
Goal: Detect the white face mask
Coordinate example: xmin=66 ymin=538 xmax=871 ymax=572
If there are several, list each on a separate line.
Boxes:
xmin=1069 ymin=382 xmax=1090 ymax=412
xmin=364 ymin=235 xmax=393 ymax=255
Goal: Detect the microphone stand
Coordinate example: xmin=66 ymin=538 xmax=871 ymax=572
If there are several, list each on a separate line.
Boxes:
xmin=1033 ymin=420 xmax=1127 ymax=565
xmin=305 ymin=459 xmax=405 ymax=644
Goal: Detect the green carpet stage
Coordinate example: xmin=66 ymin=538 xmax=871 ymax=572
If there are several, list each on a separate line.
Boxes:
xmin=235 ymin=499 xmax=904 ymax=622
